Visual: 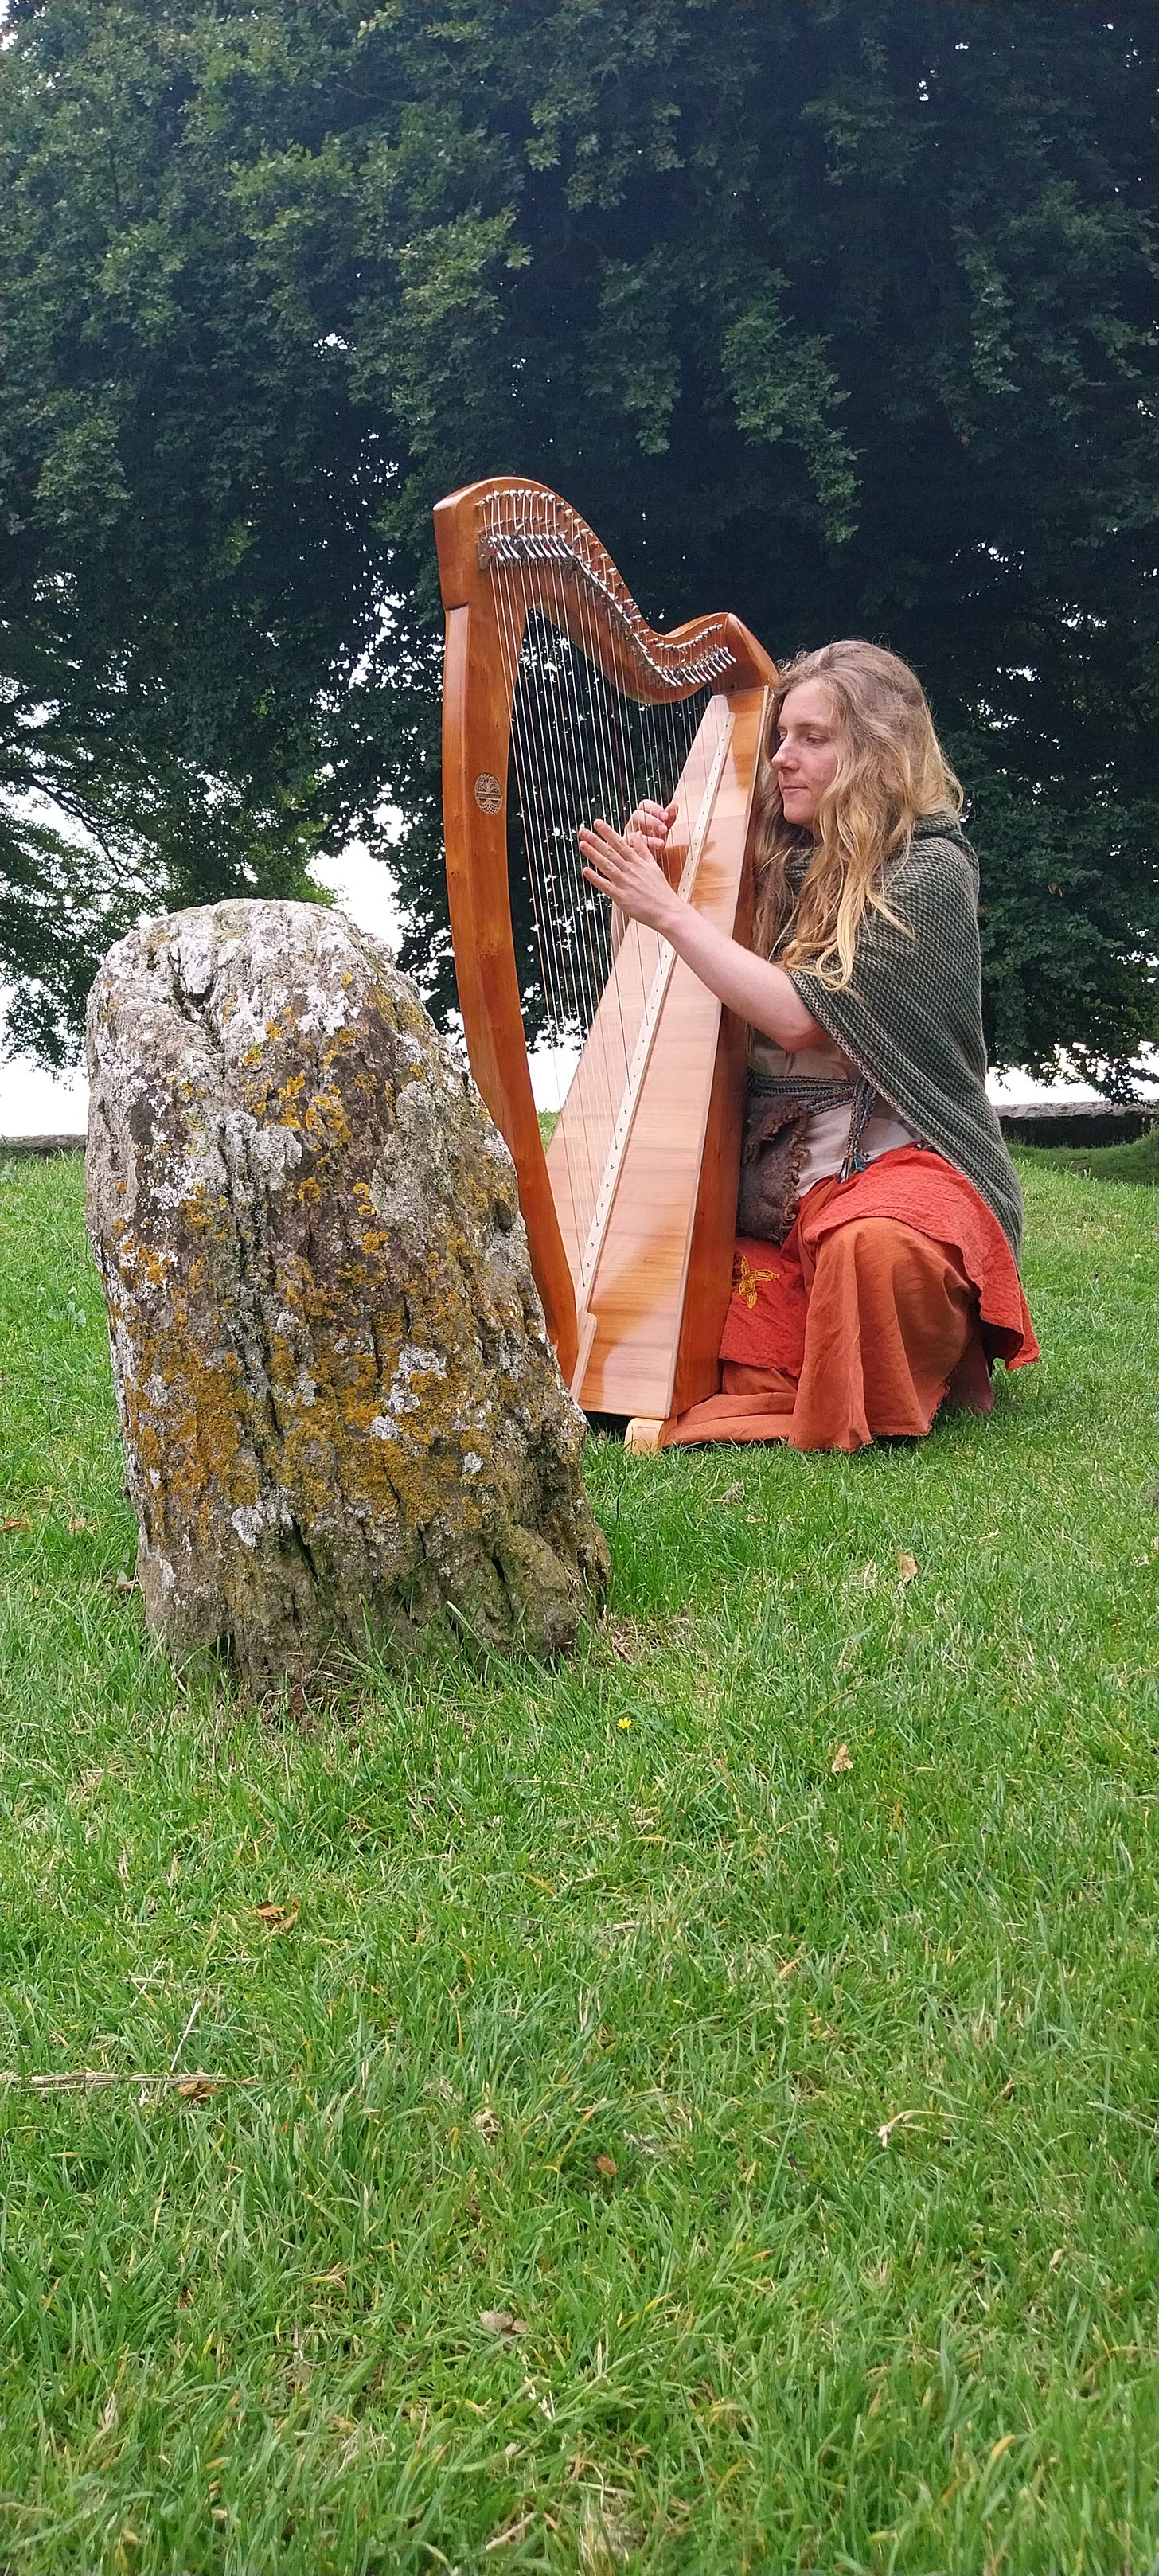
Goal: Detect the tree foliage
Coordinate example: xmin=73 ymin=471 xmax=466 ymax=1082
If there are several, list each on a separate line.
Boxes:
xmin=2 ymin=0 xmax=1155 ymax=1078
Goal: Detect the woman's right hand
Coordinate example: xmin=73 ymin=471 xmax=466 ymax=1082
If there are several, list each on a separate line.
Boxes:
xmin=626 ymin=797 xmax=678 ymax=861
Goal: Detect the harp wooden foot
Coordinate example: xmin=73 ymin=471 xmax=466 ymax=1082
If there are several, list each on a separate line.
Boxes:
xmin=624 ymin=1416 xmax=666 ymax=1456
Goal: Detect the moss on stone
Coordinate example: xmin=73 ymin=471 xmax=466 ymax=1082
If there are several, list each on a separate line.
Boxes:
xmin=86 ymin=900 xmax=609 ymax=1685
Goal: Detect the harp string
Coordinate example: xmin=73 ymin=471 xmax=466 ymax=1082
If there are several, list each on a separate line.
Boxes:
xmin=530 ymin=564 xmax=624 ymax=1218
xmin=548 ymin=610 xmax=708 ymax=1248
xmin=529 ymin=572 xmax=615 ymax=1215
xmin=493 ymin=555 xmax=595 ymax=1243
xmin=555 ymin=564 xmax=653 ymax=1239
xmin=543 ymin=573 xmax=613 ymax=1103
xmin=571 ymin=552 xmax=639 ymax=1127
xmin=491 ymin=532 xmax=713 ymax=1272
xmin=504 ymin=556 xmax=614 ymax=1231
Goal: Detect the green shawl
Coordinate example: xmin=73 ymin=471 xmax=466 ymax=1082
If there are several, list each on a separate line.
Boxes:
xmin=785 ymin=813 xmax=1025 ymax=1262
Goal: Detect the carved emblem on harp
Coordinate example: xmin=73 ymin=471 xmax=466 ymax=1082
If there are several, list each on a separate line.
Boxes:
xmin=474 ymin=772 xmax=503 ymax=814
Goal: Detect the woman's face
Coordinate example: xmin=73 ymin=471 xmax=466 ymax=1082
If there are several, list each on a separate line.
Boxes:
xmin=771 ymin=679 xmax=841 ymax=829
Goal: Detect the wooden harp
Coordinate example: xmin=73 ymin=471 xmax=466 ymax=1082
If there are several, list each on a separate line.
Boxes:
xmin=434 ymin=476 xmax=777 ymax=1441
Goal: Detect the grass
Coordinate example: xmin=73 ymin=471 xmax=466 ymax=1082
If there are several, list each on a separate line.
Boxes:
xmin=0 ymin=1150 xmax=1157 ymax=2576
xmin=1011 ymin=1127 xmax=1158 ymax=1187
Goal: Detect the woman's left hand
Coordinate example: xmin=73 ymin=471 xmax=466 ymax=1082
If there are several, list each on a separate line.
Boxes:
xmin=579 ymin=818 xmax=681 ymax=936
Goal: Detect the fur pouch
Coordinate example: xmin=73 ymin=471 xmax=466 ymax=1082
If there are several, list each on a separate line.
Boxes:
xmin=736 ymin=1097 xmax=813 ymax=1244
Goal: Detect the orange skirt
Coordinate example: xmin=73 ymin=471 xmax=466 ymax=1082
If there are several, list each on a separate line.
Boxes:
xmin=662 ymin=1146 xmax=1039 ymax=1454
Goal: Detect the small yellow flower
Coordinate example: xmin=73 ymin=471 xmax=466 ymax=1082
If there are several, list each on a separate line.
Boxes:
xmin=617 ymin=1717 xmax=631 ymax=1731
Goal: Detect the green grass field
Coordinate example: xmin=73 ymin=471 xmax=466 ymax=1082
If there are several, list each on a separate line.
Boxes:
xmin=1 ymin=1149 xmax=1157 ymax=2575
xmin=1013 ymin=1126 xmax=1157 ymax=1187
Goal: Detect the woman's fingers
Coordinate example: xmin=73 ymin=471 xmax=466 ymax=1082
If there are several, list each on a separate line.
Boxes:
xmin=577 ymin=827 xmax=622 ymax=888
xmin=626 ymin=795 xmax=678 ymax=849
xmin=579 ymin=818 xmax=650 ymax=872
xmin=578 ymin=818 xmax=677 ymax=933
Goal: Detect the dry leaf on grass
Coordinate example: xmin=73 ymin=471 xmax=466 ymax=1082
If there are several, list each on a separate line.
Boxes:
xmin=0 ymin=1517 xmax=29 ymax=1533
xmin=256 ymin=1901 xmax=299 ymax=1933
xmin=599 ymin=1612 xmax=696 ymax=1664
xmin=876 ymin=2107 xmax=944 ymax=2147
xmin=485 ymin=2512 xmax=535 ymax=2553
xmin=601 ymin=1618 xmax=642 ymax=1663
xmin=898 ymin=1551 xmax=920 ymax=1584
xmin=474 ymin=2106 xmax=501 ymax=2145
xmin=577 ymin=2496 xmax=634 ymax=2572
xmin=68 ymin=1515 xmax=91 ymax=1534
xmin=593 ymin=2153 xmax=617 ymax=2180
xmin=478 ymin=2308 xmax=527 ymax=2338
xmin=830 ymin=1744 xmax=853 ymax=1775
xmin=0 ymin=2067 xmax=253 ymax=2094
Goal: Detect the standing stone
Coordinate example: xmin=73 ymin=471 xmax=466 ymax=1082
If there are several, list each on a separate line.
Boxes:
xmin=85 ymin=900 xmax=609 ymax=1684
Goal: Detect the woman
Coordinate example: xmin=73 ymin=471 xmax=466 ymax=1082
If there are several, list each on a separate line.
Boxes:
xmin=578 ymin=640 xmax=1038 ymax=1453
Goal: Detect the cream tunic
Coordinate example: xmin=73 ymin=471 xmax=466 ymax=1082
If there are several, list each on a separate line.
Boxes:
xmin=747 ymin=1032 xmax=919 ymax=1196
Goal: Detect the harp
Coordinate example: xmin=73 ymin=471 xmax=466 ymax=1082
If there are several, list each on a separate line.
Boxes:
xmin=434 ymin=476 xmax=777 ymax=1443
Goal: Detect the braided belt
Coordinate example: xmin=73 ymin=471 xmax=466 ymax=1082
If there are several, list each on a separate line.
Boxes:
xmin=746 ymin=1067 xmax=877 ymax=1182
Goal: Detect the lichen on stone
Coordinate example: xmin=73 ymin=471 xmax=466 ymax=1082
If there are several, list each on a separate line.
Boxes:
xmin=86 ymin=900 xmax=609 ymax=1684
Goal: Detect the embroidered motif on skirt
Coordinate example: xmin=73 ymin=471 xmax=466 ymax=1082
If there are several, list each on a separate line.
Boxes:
xmin=722 ymin=1232 xmax=810 ymax=1375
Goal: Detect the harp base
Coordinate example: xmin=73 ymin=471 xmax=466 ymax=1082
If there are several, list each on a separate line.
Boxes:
xmin=624 ymin=1417 xmax=667 ymax=1457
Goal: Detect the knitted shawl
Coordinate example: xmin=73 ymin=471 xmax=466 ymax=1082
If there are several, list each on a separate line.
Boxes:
xmin=784 ymin=813 xmax=1025 ymax=1261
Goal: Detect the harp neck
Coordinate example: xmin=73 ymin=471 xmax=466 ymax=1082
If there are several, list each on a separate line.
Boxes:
xmin=434 ymin=477 xmax=777 ymax=697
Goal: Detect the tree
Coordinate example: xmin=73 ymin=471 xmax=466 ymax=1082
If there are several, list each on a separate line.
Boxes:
xmin=2 ymin=0 xmax=1155 ymax=1080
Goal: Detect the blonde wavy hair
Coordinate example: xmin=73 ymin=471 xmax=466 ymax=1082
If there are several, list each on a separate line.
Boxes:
xmin=751 ymin=640 xmax=963 ymax=989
